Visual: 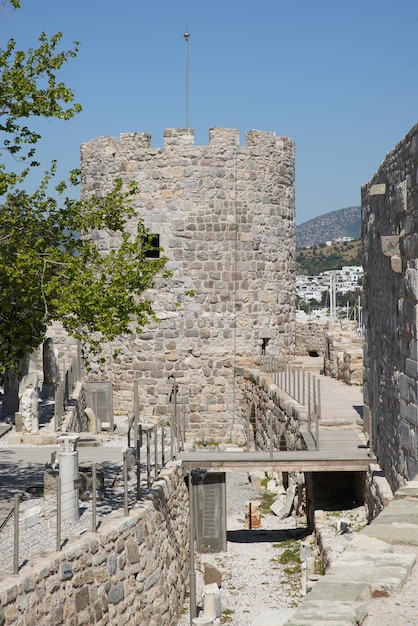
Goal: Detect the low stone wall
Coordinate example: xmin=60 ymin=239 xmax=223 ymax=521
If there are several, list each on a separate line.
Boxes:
xmin=323 ymin=321 xmax=363 ymax=386
xmin=0 ymin=463 xmax=189 ymax=626
xmin=364 ymin=462 xmax=394 ymax=523
xmin=236 ymin=367 xmax=306 ymax=451
xmin=61 ymin=382 xmax=88 ymax=433
xmin=295 ymin=320 xmax=328 ymax=356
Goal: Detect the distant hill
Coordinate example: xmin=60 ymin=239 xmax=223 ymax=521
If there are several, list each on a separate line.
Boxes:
xmin=296 ymin=206 xmax=361 ymax=249
xmin=296 ymin=239 xmax=362 ymax=275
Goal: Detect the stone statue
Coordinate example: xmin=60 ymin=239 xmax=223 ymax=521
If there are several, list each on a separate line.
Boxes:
xmin=43 ymin=337 xmax=60 ymax=385
xmin=18 ymin=373 xmax=39 ymax=434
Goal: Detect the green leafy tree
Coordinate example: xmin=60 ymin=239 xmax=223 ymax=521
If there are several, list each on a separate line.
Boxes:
xmin=0 ymin=5 xmax=81 ymax=194
xmin=0 ymin=2 xmax=168 ymax=372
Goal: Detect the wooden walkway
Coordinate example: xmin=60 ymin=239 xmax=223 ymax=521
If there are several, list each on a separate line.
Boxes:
xmin=178 ymin=429 xmax=371 ymax=473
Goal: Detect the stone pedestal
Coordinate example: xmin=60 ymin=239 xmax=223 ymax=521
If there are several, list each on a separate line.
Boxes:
xmin=202 ymin=583 xmax=221 ymax=620
xmin=58 ymin=434 xmax=80 ymax=522
xmin=245 ymin=501 xmax=261 ymax=529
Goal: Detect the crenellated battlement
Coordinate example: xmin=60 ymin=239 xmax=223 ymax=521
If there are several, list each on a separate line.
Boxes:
xmin=80 ymin=124 xmax=296 ymax=430
xmin=81 ymin=127 xmax=294 ymax=160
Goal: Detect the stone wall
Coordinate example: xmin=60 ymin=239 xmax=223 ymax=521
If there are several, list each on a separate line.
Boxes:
xmin=80 ymin=128 xmax=296 ymax=439
xmin=236 ymin=367 xmax=306 ymax=451
xmin=362 ymin=122 xmax=418 ymax=491
xmin=0 ymin=463 xmax=189 ymax=626
xmin=323 ymin=321 xmax=363 ymax=385
xmin=363 ymin=462 xmax=394 ymax=523
xmin=296 ymin=319 xmax=363 ymax=385
xmin=295 ymin=320 xmax=328 ymax=356
xmin=61 ymin=382 xmax=88 ymax=433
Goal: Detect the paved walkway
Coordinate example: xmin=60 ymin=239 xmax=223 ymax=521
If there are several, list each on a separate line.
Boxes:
xmin=283 ymin=480 xmax=418 ymax=626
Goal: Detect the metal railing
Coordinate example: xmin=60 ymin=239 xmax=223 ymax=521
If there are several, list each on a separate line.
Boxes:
xmin=0 ymin=423 xmax=172 ymax=575
xmin=260 ymin=355 xmax=321 ymax=450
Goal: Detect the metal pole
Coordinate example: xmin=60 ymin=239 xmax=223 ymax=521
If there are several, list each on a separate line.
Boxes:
xmin=138 ymin=427 xmax=145 ymax=488
xmin=92 ymin=463 xmax=97 ymax=532
xmin=308 ymin=373 xmax=311 ymax=430
xmin=161 ymin=421 xmax=165 ymax=467
xmin=134 ymin=380 xmax=139 ymax=447
xmin=154 ymin=424 xmax=158 ymax=480
xmin=13 ymin=494 xmax=19 ymax=574
xmin=189 ymin=474 xmax=196 ymax=623
xmin=297 ymin=368 xmax=301 ymax=404
xmin=182 ymin=401 xmax=186 ymax=445
xmin=316 ymin=408 xmax=320 ymax=451
xmin=147 ymin=428 xmax=151 ymax=489
xmin=183 ymin=27 xmax=190 ymax=129
xmin=56 ymin=477 xmax=61 ymax=552
xmin=269 ymin=412 xmax=273 ymax=460
xmin=123 ymin=452 xmax=129 ymax=516
xmin=303 ymin=369 xmax=306 ymax=405
xmin=317 ymin=378 xmax=321 ymax=421
xmin=170 ymin=411 xmax=174 ymax=461
xmin=246 ymin=407 xmax=250 ymax=451
xmin=173 ymin=376 xmax=178 ymax=454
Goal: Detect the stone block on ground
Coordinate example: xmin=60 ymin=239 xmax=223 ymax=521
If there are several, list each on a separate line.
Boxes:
xmin=251 ymin=608 xmax=296 ymax=625
xmin=245 ymin=501 xmax=261 ymax=529
xmin=266 ymin=479 xmax=277 ymax=493
xmin=203 ymin=563 xmax=225 ymax=587
xmin=250 ymin=471 xmax=266 ymax=490
xmin=270 ymin=496 xmax=286 ymax=517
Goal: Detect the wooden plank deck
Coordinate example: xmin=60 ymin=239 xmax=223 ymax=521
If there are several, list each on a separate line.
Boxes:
xmin=177 ymin=429 xmax=371 ymax=473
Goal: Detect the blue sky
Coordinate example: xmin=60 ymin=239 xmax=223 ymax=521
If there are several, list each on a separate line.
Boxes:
xmin=4 ymin=0 xmax=418 ymax=224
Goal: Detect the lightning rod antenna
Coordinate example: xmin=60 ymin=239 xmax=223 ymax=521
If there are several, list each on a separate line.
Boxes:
xmin=183 ymin=26 xmax=190 ymax=129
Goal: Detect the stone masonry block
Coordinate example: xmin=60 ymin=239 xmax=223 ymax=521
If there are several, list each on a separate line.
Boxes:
xmin=209 ymin=127 xmax=239 ymax=146
xmin=381 ymin=235 xmax=400 ymax=257
xmin=406 ymin=358 xmax=418 ymax=378
xmin=75 ymin=586 xmax=90 ymax=612
xmin=391 ymin=255 xmax=402 ymax=273
xmin=400 ymin=420 xmax=415 ymax=454
xmin=405 ymin=268 xmax=418 ymax=301
xmin=370 ymin=183 xmax=386 ymax=195
xmin=396 ymin=179 xmax=407 ymax=212
xmin=407 ymin=403 xmax=418 ymax=426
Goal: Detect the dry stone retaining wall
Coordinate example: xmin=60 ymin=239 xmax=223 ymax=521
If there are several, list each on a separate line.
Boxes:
xmin=80 ymin=128 xmax=296 ymax=439
xmin=236 ymin=367 xmax=305 ymax=451
xmin=362 ymin=122 xmax=418 ymax=491
xmin=0 ymin=463 xmax=189 ymax=626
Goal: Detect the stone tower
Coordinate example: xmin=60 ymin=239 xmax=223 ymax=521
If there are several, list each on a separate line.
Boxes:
xmin=81 ymin=127 xmax=296 ymax=439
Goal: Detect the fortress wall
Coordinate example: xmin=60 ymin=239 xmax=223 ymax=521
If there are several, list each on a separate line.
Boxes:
xmin=80 ymin=128 xmax=296 ymax=438
xmin=0 ymin=463 xmax=189 ymax=626
xmin=362 ymin=122 xmax=418 ymax=490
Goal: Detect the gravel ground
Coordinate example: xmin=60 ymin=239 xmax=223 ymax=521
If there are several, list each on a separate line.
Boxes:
xmin=0 ymin=417 xmax=369 ymax=625
xmin=0 ymin=414 xmax=166 ymax=576
xmin=176 ymin=472 xmax=315 ymax=626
